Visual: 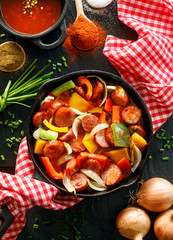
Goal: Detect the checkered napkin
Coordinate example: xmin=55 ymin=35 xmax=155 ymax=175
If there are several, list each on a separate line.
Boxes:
xmin=103 ymin=0 xmax=173 ymax=132
xmin=0 ymin=138 xmax=82 ymax=240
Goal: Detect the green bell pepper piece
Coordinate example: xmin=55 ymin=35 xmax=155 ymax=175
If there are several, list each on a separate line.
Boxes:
xmin=111 ymin=123 xmax=130 ymax=147
xmin=51 ymin=80 xmax=75 ymax=97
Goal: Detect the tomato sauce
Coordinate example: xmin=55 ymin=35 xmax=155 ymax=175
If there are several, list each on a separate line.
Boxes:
xmin=1 ymin=0 xmax=61 ymax=35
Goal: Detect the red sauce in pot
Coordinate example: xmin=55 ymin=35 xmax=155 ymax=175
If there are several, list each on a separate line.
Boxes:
xmin=1 ymin=0 xmax=61 ymax=35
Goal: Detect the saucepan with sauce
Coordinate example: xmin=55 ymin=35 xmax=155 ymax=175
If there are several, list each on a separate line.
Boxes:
xmin=0 ymin=0 xmax=68 ymax=50
xmin=27 ymin=70 xmax=153 ymax=198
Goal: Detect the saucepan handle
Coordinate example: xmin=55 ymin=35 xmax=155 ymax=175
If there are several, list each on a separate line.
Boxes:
xmin=31 ymin=20 xmax=67 ymax=50
xmin=0 ymin=204 xmax=15 ymax=238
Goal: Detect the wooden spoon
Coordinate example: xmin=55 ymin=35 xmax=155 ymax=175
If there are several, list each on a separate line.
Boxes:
xmin=71 ymin=0 xmax=99 ymax=51
xmin=0 ymin=41 xmax=26 ymax=72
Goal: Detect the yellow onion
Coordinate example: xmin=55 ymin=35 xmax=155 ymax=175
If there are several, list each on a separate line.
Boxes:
xmin=116 ymin=205 xmax=151 ymax=240
xmin=154 ymin=209 xmax=173 ymax=240
xmin=136 ymin=178 xmax=173 ymax=212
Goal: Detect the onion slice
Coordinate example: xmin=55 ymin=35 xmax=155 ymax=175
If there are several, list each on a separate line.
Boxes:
xmin=56 ymin=154 xmax=74 ymax=167
xmin=107 ymin=85 xmax=116 ymax=91
xmin=62 ymin=172 xmax=76 ymax=194
xmin=64 ymin=142 xmax=72 ymax=154
xmin=33 ymin=128 xmax=39 ymax=139
xmin=87 ymin=179 xmax=107 ymax=191
xmin=69 ymin=107 xmax=85 ymax=115
xmin=131 ymin=145 xmax=142 ymax=172
xmin=72 ymin=113 xmax=89 ymax=138
xmin=88 ymin=123 xmax=109 ymax=138
xmin=87 ymin=75 xmax=107 ymax=107
xmin=80 ymin=169 xmax=106 ymax=187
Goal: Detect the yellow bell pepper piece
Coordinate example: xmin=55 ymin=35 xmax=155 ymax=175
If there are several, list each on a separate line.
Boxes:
xmin=43 ymin=120 xmax=68 ymax=133
xmin=88 ymin=107 xmax=103 ymax=114
xmin=82 ymin=133 xmax=98 ymax=154
xmin=115 ymin=85 xmax=126 ymax=94
xmin=69 ymin=92 xmax=90 ymax=112
xmin=104 ymin=147 xmax=130 ymax=164
xmin=131 ymin=132 xmax=147 ymax=152
xmin=34 ymin=138 xmax=47 ymax=154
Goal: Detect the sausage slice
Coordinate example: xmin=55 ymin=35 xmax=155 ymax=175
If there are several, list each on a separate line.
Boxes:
xmin=82 ymin=159 xmax=102 ymax=176
xmin=122 ymin=105 xmax=142 ymax=124
xmin=95 ymin=129 xmax=110 ymax=148
xmin=111 ymin=90 xmax=129 ymax=107
xmin=69 ymin=134 xmax=86 ymax=153
xmin=101 ymin=163 xmax=123 ymax=186
xmin=54 ymin=107 xmax=76 ymax=127
xmin=92 ymin=80 xmax=104 ymax=100
xmin=70 ymin=172 xmax=88 ymax=191
xmin=105 ymin=127 xmax=114 ymax=146
xmin=81 ymin=114 xmax=99 ymax=133
xmin=43 ymin=140 xmax=64 ymax=161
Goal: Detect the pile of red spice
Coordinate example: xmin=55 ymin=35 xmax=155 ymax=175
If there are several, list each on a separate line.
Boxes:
xmin=63 ymin=16 xmax=107 ymax=63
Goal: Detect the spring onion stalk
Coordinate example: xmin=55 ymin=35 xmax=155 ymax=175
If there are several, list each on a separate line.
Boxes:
xmin=0 ymin=59 xmax=53 ymax=112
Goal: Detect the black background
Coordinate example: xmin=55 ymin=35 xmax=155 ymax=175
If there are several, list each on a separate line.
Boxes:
xmin=0 ymin=0 xmax=172 ymax=239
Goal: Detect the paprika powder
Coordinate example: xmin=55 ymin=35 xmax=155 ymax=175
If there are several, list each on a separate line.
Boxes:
xmin=63 ymin=18 xmax=106 ymax=62
xmin=71 ymin=14 xmax=99 ymax=51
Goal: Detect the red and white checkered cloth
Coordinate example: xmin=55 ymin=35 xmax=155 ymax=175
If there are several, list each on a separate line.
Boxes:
xmin=0 ymin=138 xmax=82 ymax=240
xmin=103 ymin=0 xmax=173 ymax=132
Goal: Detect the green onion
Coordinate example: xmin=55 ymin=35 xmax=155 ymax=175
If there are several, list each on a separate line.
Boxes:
xmin=156 ymin=133 xmax=162 ymax=140
xmin=63 ymin=62 xmax=68 ymax=68
xmin=162 ymin=156 xmax=169 ymax=161
xmin=4 ymin=120 xmax=8 ymax=125
xmin=33 ymin=223 xmax=39 ymax=229
xmin=27 ymin=236 xmax=32 ymax=239
xmin=148 ymin=155 xmax=152 ymax=159
xmin=159 ymin=148 xmax=165 ymax=152
xmin=0 ymin=155 xmax=5 ymax=160
xmin=42 ymin=221 xmax=50 ymax=225
xmin=57 ymin=62 xmax=62 ymax=66
xmin=14 ymin=151 xmax=18 ymax=155
xmin=61 ymin=56 xmax=66 ymax=62
xmin=160 ymin=128 xmax=166 ymax=136
xmin=21 ymin=130 xmax=25 ymax=136
xmin=0 ymin=33 xmax=5 ymax=37
xmin=0 ymin=59 xmax=53 ymax=112
xmin=57 ymin=68 xmax=62 ymax=72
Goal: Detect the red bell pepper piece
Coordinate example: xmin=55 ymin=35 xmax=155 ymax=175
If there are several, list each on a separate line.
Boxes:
xmin=40 ymin=157 xmax=64 ymax=180
xmin=77 ymin=76 xmax=93 ymax=100
xmin=65 ymin=158 xmax=78 ymax=177
xmin=100 ymin=110 xmax=112 ymax=125
xmin=105 ymin=97 xmax=113 ymax=112
xmin=39 ymin=94 xmax=54 ymax=112
xmin=76 ymin=152 xmax=108 ymax=170
xmin=116 ymin=158 xmax=131 ymax=171
xmin=112 ymin=105 xmax=122 ymax=123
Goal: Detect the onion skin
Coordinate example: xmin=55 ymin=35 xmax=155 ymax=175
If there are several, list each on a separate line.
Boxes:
xmin=116 ymin=205 xmax=151 ymax=240
xmin=154 ymin=209 xmax=173 ymax=240
xmin=136 ymin=178 xmax=173 ymax=212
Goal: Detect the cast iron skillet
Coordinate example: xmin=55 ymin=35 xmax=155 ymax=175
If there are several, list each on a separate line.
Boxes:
xmin=0 ymin=0 xmax=68 ymax=50
xmin=27 ymin=70 xmax=153 ymax=198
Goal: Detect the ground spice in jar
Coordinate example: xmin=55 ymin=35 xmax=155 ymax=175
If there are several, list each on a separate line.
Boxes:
xmin=63 ymin=18 xmax=106 ymax=62
xmin=71 ymin=14 xmax=99 ymax=51
xmin=0 ymin=41 xmax=26 ymax=72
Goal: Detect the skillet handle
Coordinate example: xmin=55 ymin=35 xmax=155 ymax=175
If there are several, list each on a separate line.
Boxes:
xmin=32 ymin=20 xmax=67 ymax=50
xmin=0 ymin=205 xmax=15 ymax=238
